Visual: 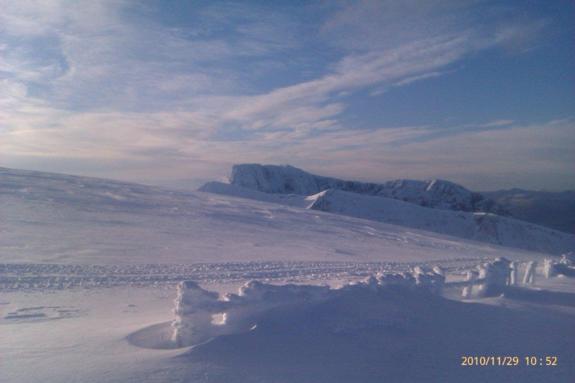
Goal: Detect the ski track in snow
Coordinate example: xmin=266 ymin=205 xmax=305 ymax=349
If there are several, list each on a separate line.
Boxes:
xmin=0 ymin=259 xmax=490 ymax=292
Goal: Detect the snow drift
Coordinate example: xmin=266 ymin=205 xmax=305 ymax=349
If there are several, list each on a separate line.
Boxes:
xmin=166 ymin=269 xmax=447 ymax=348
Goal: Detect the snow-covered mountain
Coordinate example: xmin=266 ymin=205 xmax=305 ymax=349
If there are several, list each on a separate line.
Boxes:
xmin=200 ymin=181 xmax=575 ymax=255
xmin=483 ymin=189 xmax=575 ymax=234
xmin=230 ymin=164 xmax=507 ymax=214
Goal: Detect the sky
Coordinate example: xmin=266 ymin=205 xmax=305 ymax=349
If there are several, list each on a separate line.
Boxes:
xmin=0 ymin=0 xmax=574 ymax=191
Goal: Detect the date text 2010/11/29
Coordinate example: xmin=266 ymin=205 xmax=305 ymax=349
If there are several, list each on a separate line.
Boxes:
xmin=461 ymin=356 xmax=558 ymax=367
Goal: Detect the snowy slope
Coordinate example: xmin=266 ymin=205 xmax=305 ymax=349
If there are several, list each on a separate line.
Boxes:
xmin=230 ymin=164 xmax=507 ymax=214
xmin=308 ymin=189 xmax=575 ymax=255
xmin=3 ymin=167 xmax=575 ymax=383
xmin=199 ymin=181 xmax=575 ymax=255
xmin=0 ymin=167 xmax=541 ymax=264
xmin=198 ymin=181 xmax=310 ymax=208
xmin=484 ymin=189 xmax=575 ymax=234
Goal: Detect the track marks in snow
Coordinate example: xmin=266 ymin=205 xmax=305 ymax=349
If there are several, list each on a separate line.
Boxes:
xmin=0 ymin=259 xmax=490 ymax=292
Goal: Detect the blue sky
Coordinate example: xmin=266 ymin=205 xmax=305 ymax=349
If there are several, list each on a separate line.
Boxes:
xmin=0 ymin=0 xmax=573 ymax=190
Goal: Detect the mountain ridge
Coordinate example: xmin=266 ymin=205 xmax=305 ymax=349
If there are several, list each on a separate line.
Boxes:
xmin=230 ymin=164 xmax=508 ymax=215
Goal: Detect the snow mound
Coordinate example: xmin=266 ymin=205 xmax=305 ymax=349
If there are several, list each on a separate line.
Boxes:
xmin=543 ymin=254 xmax=575 ymax=278
xmin=230 ymin=164 xmax=506 ymax=214
xmin=307 ymin=189 xmax=575 ymax=254
xmin=462 ymin=257 xmax=512 ymax=298
xmin=136 ymin=271 xmax=444 ymax=349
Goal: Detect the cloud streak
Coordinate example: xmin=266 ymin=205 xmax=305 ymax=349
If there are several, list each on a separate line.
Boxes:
xmin=0 ymin=0 xmax=571 ymax=190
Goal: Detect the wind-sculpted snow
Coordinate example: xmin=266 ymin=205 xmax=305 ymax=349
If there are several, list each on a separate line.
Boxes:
xmin=461 ymin=257 xmax=512 ymax=298
xmin=172 ymin=280 xmax=332 ymax=346
xmin=168 ymin=271 xmax=445 ymax=347
xmin=230 ymin=164 xmax=506 ymax=214
xmin=125 ymin=271 xmax=575 ymax=383
xmin=543 ymin=254 xmax=575 ymax=278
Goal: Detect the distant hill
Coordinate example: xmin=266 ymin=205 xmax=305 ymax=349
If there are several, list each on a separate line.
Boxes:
xmin=483 ymin=189 xmax=575 ymax=234
xmin=230 ymin=164 xmax=508 ymax=215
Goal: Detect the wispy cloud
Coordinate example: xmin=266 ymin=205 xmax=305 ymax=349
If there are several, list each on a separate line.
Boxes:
xmin=0 ymin=0 xmax=570 ymax=189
